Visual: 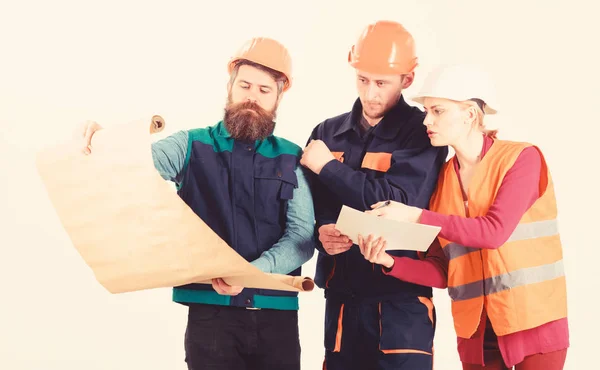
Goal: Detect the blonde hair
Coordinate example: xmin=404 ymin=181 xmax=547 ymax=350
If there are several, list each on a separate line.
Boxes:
xmin=461 ymin=99 xmax=498 ymax=139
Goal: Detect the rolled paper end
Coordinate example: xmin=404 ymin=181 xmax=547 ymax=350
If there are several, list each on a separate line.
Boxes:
xmin=150 ymin=115 xmax=165 ymax=134
xmin=301 ymin=278 xmax=315 ymax=292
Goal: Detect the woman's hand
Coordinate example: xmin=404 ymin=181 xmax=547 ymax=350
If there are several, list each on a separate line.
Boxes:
xmin=357 ymin=234 xmax=394 ymax=269
xmin=367 ymin=201 xmax=423 ymax=223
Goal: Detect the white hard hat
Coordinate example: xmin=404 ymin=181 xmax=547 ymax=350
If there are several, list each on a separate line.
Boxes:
xmin=410 ymin=64 xmax=498 ymax=114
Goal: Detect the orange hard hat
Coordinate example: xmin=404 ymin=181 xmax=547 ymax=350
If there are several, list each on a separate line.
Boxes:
xmin=348 ymin=20 xmax=418 ymax=75
xmin=227 ymin=37 xmax=293 ymax=91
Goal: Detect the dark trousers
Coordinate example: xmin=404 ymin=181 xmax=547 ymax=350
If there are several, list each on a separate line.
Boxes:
xmin=323 ymin=296 xmax=436 ymax=370
xmin=184 ymin=304 xmax=300 ymax=370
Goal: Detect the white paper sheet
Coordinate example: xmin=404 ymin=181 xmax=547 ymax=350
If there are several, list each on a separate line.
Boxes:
xmin=335 ymin=205 xmax=441 ymax=252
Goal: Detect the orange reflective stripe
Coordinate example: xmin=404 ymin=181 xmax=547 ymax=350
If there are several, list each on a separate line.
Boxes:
xmin=361 ymin=152 xmax=392 ymax=172
xmin=325 ymin=257 xmax=336 ymax=289
xmin=443 ymin=242 xmax=478 ymax=260
xmin=444 ymin=220 xmax=559 ymax=262
xmin=506 ymin=219 xmax=559 ymax=242
xmin=446 ymin=235 xmax=563 ymax=290
xmin=379 ymin=302 xmax=382 ymax=334
xmin=331 ymin=151 xmax=344 ymax=163
xmin=418 ymin=297 xmax=434 ymax=327
xmin=485 ymin=235 xmax=563 ymax=277
xmin=450 ymin=259 xmax=565 ymax=302
xmin=333 ymin=304 xmax=344 ymax=352
xmin=381 ymin=349 xmax=432 ymax=355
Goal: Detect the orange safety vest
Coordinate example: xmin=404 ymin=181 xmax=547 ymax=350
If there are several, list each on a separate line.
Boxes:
xmin=429 ymin=140 xmax=567 ymax=338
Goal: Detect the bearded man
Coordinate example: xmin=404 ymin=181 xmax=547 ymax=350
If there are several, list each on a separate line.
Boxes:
xmin=78 ymin=37 xmax=315 ymax=370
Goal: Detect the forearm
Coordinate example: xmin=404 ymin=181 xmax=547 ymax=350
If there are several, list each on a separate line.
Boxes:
xmin=318 ymin=146 xmax=447 ymax=210
xmin=383 ymin=240 xmax=448 ymax=288
xmin=251 ymin=167 xmax=316 ymax=274
xmin=384 ymin=257 xmax=448 ymax=289
xmin=318 ymin=160 xmax=406 ymax=209
xmin=251 ymin=236 xmax=315 ymax=274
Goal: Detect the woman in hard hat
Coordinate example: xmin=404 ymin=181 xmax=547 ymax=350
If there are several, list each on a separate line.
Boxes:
xmin=356 ymin=64 xmax=569 ymax=370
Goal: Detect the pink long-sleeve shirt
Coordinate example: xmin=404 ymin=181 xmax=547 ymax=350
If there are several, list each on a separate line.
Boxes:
xmin=384 ymin=135 xmax=569 ymax=367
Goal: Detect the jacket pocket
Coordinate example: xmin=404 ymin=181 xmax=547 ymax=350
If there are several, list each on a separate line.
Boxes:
xmin=254 ymin=165 xmax=298 ymax=197
xmin=378 ymin=297 xmax=435 ymax=355
xmin=254 ymin=166 xmax=298 ymax=225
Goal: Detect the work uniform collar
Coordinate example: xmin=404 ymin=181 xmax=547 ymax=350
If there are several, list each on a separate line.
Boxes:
xmin=334 ymin=95 xmax=413 ymax=140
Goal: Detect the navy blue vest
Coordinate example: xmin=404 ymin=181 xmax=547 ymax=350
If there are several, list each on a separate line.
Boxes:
xmin=172 ymin=121 xmax=303 ymax=310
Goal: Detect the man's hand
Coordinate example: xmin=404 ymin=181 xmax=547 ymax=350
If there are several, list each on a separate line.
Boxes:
xmin=319 ymin=224 xmax=353 ymax=255
xmin=211 ymin=278 xmax=243 ymax=296
xmin=76 ymin=120 xmax=104 ymax=155
xmin=300 ymin=140 xmax=336 ymax=175
xmin=357 ymin=233 xmax=394 ymax=269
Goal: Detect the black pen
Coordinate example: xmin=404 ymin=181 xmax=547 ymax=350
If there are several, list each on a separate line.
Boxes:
xmin=372 ymin=200 xmax=391 ymax=210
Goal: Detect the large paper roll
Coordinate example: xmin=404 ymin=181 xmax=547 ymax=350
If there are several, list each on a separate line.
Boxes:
xmin=35 ymin=117 xmax=314 ymax=294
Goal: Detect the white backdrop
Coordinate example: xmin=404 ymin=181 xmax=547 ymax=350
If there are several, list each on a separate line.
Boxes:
xmin=1 ymin=1 xmax=597 ymax=369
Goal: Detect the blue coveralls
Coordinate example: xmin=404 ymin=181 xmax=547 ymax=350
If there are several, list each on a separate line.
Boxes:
xmin=307 ymin=96 xmax=448 ymax=370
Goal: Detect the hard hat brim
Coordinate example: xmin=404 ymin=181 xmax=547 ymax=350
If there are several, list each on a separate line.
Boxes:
xmin=409 ymin=94 xmax=497 ymax=115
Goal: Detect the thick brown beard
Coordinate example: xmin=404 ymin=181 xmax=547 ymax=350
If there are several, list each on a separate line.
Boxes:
xmin=223 ymin=99 xmax=277 ymax=142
